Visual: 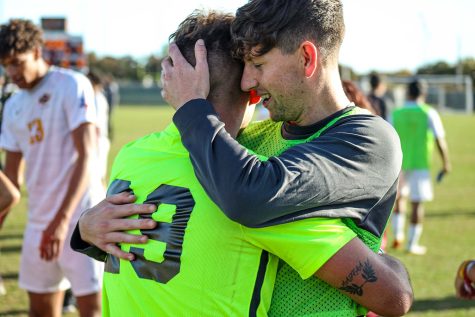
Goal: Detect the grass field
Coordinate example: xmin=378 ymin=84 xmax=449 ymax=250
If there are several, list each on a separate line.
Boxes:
xmin=1 ymin=105 xmax=474 ymax=316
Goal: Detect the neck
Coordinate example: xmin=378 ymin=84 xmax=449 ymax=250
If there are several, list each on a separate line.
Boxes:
xmin=297 ymin=64 xmax=350 ymax=126
xmin=211 ymin=99 xmax=241 ymax=139
xmin=409 ymin=96 xmax=424 ymax=103
xmin=28 ymin=60 xmax=50 ymax=90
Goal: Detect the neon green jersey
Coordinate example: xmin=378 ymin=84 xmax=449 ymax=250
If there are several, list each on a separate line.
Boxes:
xmin=392 ymin=103 xmax=435 ymax=170
xmin=238 ymin=107 xmax=377 ymax=317
xmin=102 ymin=123 xmax=356 ymax=316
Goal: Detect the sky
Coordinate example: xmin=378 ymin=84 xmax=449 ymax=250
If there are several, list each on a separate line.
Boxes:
xmin=1 ymin=0 xmax=474 ymax=74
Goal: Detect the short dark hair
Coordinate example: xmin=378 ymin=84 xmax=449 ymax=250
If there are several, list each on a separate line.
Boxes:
xmin=87 ymin=70 xmax=103 ymax=87
xmin=369 ymin=73 xmax=381 ymax=90
xmin=169 ymin=10 xmax=242 ymax=96
xmin=0 ymin=19 xmax=44 ymax=60
xmin=231 ymin=0 xmax=345 ymax=63
xmin=408 ymin=79 xmax=427 ymax=99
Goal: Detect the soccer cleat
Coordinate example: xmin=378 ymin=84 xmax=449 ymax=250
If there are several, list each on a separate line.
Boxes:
xmin=62 ymin=304 xmax=77 ymax=314
xmin=62 ymin=288 xmax=77 ymax=314
xmin=407 ymin=245 xmax=427 ymax=255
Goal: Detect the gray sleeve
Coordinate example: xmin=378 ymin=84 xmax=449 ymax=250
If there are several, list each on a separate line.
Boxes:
xmin=173 ymin=100 xmax=402 ymax=228
xmin=70 ymin=223 xmax=107 ymax=262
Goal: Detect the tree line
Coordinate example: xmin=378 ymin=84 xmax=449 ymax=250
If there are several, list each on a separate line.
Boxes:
xmin=87 ymin=53 xmax=162 ymax=83
xmin=88 ymin=52 xmax=475 ymax=87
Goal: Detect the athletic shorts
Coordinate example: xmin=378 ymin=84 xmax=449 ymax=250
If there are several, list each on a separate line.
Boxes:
xmin=19 ymin=222 xmax=104 ymax=296
xmin=399 ymin=169 xmax=433 ymax=202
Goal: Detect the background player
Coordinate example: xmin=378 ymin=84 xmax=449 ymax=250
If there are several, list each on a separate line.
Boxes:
xmin=342 ymin=79 xmax=376 ymax=114
xmin=87 ymin=70 xmax=110 ymax=188
xmin=391 ymin=79 xmax=451 ymax=255
xmin=0 ymin=19 xmax=104 ymax=317
xmin=367 ymin=72 xmax=390 ymax=120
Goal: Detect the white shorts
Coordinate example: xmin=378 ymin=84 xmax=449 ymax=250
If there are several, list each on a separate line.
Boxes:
xmin=399 ymin=169 xmax=433 ymax=202
xmin=19 ymin=222 xmax=104 ymax=296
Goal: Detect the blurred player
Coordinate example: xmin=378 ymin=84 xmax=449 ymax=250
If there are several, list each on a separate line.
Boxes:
xmin=368 ymin=72 xmax=390 ymax=120
xmin=87 ymin=70 xmax=110 ymax=187
xmin=342 ymin=79 xmax=376 ymax=114
xmin=103 ymin=75 xmax=119 ymax=140
xmin=391 ymin=79 xmax=451 ymax=255
xmin=0 ymin=19 xmax=104 ymax=317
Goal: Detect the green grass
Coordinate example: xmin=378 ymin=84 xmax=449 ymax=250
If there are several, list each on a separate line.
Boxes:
xmin=1 ymin=106 xmax=474 ymax=316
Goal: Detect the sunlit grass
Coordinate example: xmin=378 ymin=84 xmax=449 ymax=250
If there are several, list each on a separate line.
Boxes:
xmin=1 ymin=107 xmax=474 ymax=316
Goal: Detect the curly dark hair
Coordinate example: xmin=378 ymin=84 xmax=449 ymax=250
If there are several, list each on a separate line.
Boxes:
xmin=231 ymin=0 xmax=345 ymax=64
xmin=169 ymin=11 xmax=235 ymax=66
xmin=0 ymin=19 xmax=44 ymax=60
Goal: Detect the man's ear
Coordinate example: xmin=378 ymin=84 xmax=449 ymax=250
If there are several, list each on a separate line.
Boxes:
xmin=300 ymin=41 xmax=318 ymax=78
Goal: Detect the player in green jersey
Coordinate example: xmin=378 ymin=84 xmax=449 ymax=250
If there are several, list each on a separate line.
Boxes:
xmin=73 ymin=8 xmax=412 ymax=317
xmin=391 ymin=79 xmax=451 ymax=255
xmin=159 ymin=0 xmax=412 ymax=316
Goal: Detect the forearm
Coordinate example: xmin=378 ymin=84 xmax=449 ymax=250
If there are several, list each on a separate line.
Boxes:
xmin=0 ymin=171 xmax=20 ymax=213
xmin=436 ymin=138 xmax=451 ymax=170
xmin=1 ymin=152 xmax=22 ymax=218
xmin=52 ymin=122 xmax=97 ymax=226
xmin=173 ymin=100 xmax=401 ymax=227
xmin=363 ymin=254 xmax=413 ymax=316
xmin=315 ymin=238 xmax=413 ymax=316
xmin=51 ymin=154 xmax=91 ymax=224
xmin=173 ymin=100 xmax=340 ymax=224
xmin=4 ymin=151 xmax=23 ymax=190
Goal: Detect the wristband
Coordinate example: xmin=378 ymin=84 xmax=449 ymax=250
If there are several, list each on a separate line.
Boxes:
xmin=462 ymin=260 xmax=475 ymax=295
xmin=458 ymin=261 xmax=468 ymax=279
xmin=458 ymin=260 xmax=474 ymax=278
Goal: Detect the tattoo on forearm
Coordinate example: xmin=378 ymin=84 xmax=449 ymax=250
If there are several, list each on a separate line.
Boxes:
xmin=339 ymin=258 xmax=378 ymax=296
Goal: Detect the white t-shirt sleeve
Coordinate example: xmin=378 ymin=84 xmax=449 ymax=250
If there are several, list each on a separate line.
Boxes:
xmin=427 ymin=108 xmax=445 ymax=139
xmin=63 ymin=73 xmax=97 ymax=131
xmin=0 ymin=98 xmax=21 ymax=152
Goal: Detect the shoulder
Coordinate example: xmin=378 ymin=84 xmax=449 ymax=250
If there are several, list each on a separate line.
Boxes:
xmin=332 ymin=113 xmax=400 ymax=144
xmin=2 ymin=91 xmax=23 ymax=116
xmin=95 ymin=92 xmax=109 ymax=109
xmin=110 ymin=137 xmax=148 ymax=176
xmin=425 ymin=104 xmax=441 ymax=119
xmin=120 ymin=133 xmax=156 ymax=154
xmin=110 ymin=130 xmax=177 ymax=179
xmin=49 ymin=67 xmax=91 ymax=89
xmin=118 ymin=128 xmax=175 ymax=157
xmin=318 ymin=113 xmax=402 ymax=167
